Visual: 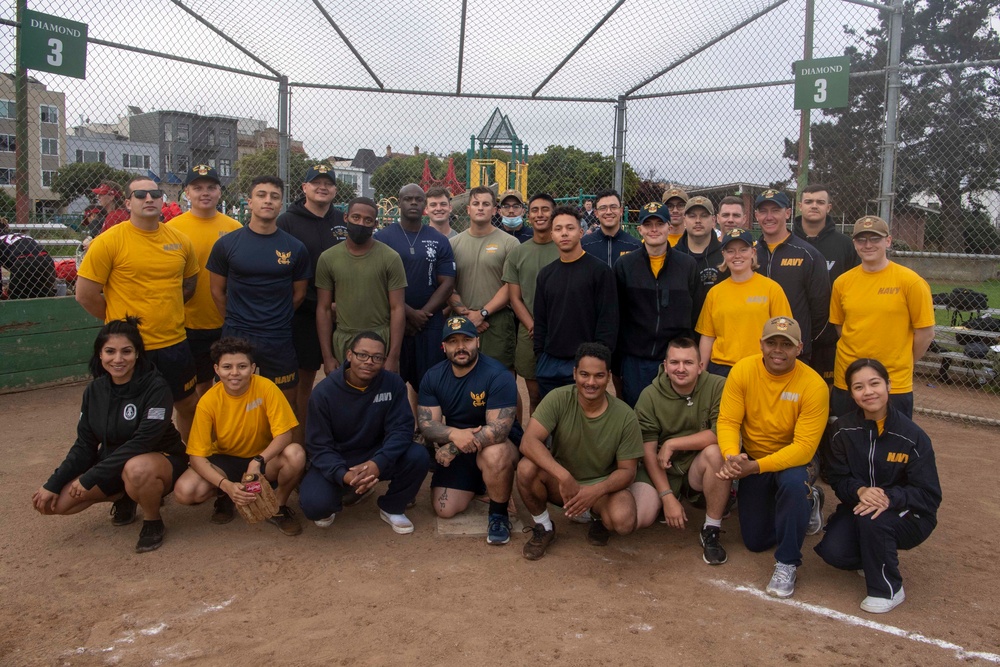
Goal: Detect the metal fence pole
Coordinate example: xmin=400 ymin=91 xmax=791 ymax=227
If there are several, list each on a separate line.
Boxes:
xmin=878 ymin=0 xmax=904 ymax=223
xmin=613 ymin=94 xmax=626 ymax=194
xmin=13 ymin=0 xmax=30 ymax=226
xmin=796 ymin=0 xmax=814 ymax=195
xmin=278 ymin=76 xmax=290 ymax=202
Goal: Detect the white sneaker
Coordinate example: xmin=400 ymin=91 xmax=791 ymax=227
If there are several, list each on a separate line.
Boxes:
xmin=380 ymin=509 xmax=414 ymax=534
xmin=568 ymin=509 xmax=592 ymax=524
xmin=806 ymin=485 xmax=825 ymax=535
xmin=765 ymin=562 xmax=797 ymax=598
xmin=314 ymin=512 xmax=337 ymax=528
xmin=861 ymin=588 xmax=905 ymax=613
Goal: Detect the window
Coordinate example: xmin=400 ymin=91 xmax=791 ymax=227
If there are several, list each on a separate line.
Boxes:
xmin=219 ymin=130 xmax=231 ymax=147
xmin=122 ymin=153 xmax=151 ymax=169
xmin=40 ymin=105 xmax=58 ymax=124
xmin=0 ymin=100 xmax=14 ymax=119
xmin=177 ymin=123 xmax=189 ymax=142
xmin=0 ymin=168 xmax=15 ymax=185
xmin=164 ymin=122 xmax=172 ymax=142
xmin=207 ymin=158 xmax=216 ymax=169
xmin=75 ymin=149 xmax=105 ymax=163
xmin=207 ymin=130 xmax=215 ymax=146
xmin=0 ymin=134 xmax=15 ymax=152
xmin=219 ymin=159 xmax=231 ymax=177
xmin=42 ymin=170 xmax=56 ymax=187
xmin=339 ymin=173 xmax=358 ymax=187
xmin=41 ymin=137 xmax=59 ymax=156
xmin=175 ymin=156 xmax=189 ymax=173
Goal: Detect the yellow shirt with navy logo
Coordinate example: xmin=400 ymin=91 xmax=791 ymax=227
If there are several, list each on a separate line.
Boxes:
xmin=717 ymin=355 xmax=829 ymax=473
xmin=829 ymin=262 xmax=934 ymax=393
xmin=167 ymin=211 xmax=242 ymax=331
xmin=186 ymin=374 xmax=298 ymax=459
xmin=78 ymin=221 xmax=199 ymax=350
xmin=695 ymin=273 xmax=793 ymax=366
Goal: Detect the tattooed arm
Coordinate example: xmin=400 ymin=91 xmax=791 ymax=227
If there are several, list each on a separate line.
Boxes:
xmin=473 ymin=406 xmax=516 ymax=449
xmin=417 ymin=404 xmax=461 ymax=467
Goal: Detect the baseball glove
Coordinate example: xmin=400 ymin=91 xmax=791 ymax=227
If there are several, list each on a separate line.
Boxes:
xmin=236 ymin=473 xmax=279 ymax=524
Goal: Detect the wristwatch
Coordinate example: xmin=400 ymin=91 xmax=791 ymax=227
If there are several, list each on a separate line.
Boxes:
xmin=479 ymin=308 xmax=490 ymax=319
xmin=253 ymin=455 xmax=266 ymax=475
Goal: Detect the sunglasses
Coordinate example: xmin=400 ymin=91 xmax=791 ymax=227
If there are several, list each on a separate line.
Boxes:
xmin=131 ymin=189 xmax=164 ymax=200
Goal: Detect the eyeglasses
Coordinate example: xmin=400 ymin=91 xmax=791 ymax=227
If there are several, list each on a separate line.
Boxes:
xmin=853 ymin=235 xmax=885 ymax=246
xmin=596 ymin=204 xmax=621 ymax=212
xmin=350 ymin=351 xmax=385 ymax=364
xmin=500 ymin=202 xmax=523 ymax=210
xmin=131 ymin=189 xmax=164 ymax=200
xmin=666 ymin=203 xmax=686 ymax=211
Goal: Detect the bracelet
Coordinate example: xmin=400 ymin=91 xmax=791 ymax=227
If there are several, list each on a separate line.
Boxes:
xmin=658 ymin=489 xmax=673 ymax=498
xmin=218 ymin=477 xmax=226 ymax=489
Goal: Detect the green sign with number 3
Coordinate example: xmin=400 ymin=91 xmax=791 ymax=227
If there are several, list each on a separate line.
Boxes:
xmin=793 ymin=56 xmax=849 ymax=110
xmin=18 ymin=10 xmax=88 ymax=79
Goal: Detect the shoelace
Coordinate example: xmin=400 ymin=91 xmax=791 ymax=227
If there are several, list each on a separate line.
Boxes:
xmin=773 ymin=565 xmax=794 ymax=583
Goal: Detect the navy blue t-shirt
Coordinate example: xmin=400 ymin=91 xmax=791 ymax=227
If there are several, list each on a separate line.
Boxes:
xmin=418 ymin=353 xmax=516 ymax=429
xmin=207 ymin=225 xmax=311 ymax=338
xmin=376 ymin=222 xmax=456 ymax=329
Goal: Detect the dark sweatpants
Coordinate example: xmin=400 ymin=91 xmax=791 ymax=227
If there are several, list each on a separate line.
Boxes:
xmin=738 ymin=465 xmax=811 ymax=566
xmin=814 ymin=504 xmax=936 ymax=599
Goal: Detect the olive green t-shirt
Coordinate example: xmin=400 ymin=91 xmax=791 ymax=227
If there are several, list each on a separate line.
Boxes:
xmin=532 ymin=385 xmax=644 ymax=485
xmin=450 ymin=227 xmax=520 ymax=310
xmin=501 ymin=238 xmax=559 ymax=314
xmin=315 ymin=240 xmax=407 ymax=335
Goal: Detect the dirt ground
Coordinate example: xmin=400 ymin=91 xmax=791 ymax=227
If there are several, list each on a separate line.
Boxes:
xmin=3 ymin=381 xmax=999 ymax=666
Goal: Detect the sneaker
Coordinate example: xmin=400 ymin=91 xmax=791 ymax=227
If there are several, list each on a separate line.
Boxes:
xmin=587 ymin=518 xmax=611 ymax=547
xmin=314 ymin=512 xmax=337 ymax=528
xmin=379 ymin=509 xmax=415 ymax=534
xmin=343 ymin=487 xmax=375 ymax=507
xmin=210 ymin=494 xmax=235 ymax=524
xmin=135 ymin=520 xmax=164 ymax=553
xmin=568 ymin=509 xmax=592 ymax=524
xmin=765 ymin=562 xmax=797 ymax=598
xmin=522 ymin=523 xmax=556 ymax=560
xmin=486 ymin=513 xmax=512 ymax=545
xmin=700 ymin=526 xmax=728 ymax=565
xmin=807 ymin=485 xmax=825 ymax=535
xmin=110 ymin=496 xmax=137 ymax=526
xmin=861 ymin=588 xmax=905 ymax=614
xmin=267 ymin=505 xmax=303 ymax=536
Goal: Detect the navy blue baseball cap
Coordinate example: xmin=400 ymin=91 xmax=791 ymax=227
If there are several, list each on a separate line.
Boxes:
xmin=637 ymin=202 xmax=670 ymax=224
xmin=754 ymin=189 xmax=790 ymax=209
xmin=184 ymin=164 xmax=220 ymax=187
xmin=442 ymin=316 xmax=479 ymax=341
xmin=304 ymin=164 xmax=336 ymax=183
xmin=719 ymin=228 xmax=755 ymax=249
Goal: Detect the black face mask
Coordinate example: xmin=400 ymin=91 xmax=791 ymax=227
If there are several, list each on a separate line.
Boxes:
xmin=347 ymin=222 xmax=374 ymax=244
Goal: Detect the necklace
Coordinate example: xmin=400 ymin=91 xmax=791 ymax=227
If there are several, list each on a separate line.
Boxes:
xmin=402 ymin=225 xmax=423 ymax=255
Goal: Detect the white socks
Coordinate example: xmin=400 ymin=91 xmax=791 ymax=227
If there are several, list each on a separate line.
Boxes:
xmin=532 ymin=510 xmax=553 ymax=531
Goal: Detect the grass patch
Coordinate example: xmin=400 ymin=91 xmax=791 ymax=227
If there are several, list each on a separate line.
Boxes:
xmin=929 ymin=280 xmax=1000 ymax=326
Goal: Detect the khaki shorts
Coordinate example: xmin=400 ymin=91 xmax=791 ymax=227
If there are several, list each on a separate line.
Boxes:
xmin=514 ymin=324 xmax=537 ymax=379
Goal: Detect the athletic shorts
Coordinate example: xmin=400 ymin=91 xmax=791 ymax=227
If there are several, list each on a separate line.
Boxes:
xmin=186 ymin=327 xmax=223 ymax=384
xmin=207 ymin=453 xmax=261 ymax=483
xmin=399 ymin=326 xmax=446 ymax=390
xmin=222 ymin=326 xmax=298 ymax=390
xmin=147 ymin=340 xmax=197 ymax=401
xmin=513 ymin=324 xmax=537 ymax=379
xmin=634 ymin=449 xmax=703 ymax=505
xmin=479 ymin=310 xmax=515 ymax=370
xmin=95 ymin=452 xmax=189 ymax=497
xmin=430 ymin=450 xmax=487 ymax=495
xmin=291 ymin=306 xmax=322 ymax=372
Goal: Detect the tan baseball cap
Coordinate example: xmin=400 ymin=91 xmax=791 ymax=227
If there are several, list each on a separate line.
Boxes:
xmin=761 ymin=316 xmax=802 ymax=346
xmin=684 ymin=196 xmax=715 ymax=215
xmin=498 ymin=189 xmax=524 ymax=205
xmin=661 ymin=187 xmax=689 ymax=204
xmin=852 ymin=215 xmax=889 ymax=238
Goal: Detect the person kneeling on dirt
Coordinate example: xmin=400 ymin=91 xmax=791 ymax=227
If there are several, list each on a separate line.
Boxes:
xmin=172 ymin=337 xmax=306 ymax=536
xmin=517 ymin=342 xmax=643 ymax=560
xmin=32 ymin=318 xmax=189 ymax=554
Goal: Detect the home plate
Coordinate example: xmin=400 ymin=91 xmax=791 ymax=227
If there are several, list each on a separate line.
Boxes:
xmin=436 ymin=500 xmax=523 ymax=536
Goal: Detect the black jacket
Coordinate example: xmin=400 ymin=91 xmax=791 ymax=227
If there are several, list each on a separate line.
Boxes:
xmin=614 ymin=244 xmax=699 ymax=360
xmin=582 ymin=227 xmax=642 ymax=268
xmin=276 ymin=199 xmax=346 ymax=305
xmin=828 ymin=406 xmax=941 ymax=520
xmin=674 ymin=231 xmax=727 ymax=316
xmin=755 ymin=233 xmax=831 ymax=357
xmin=791 ymin=214 xmax=859 ymax=284
xmin=44 ymin=369 xmax=185 ymax=493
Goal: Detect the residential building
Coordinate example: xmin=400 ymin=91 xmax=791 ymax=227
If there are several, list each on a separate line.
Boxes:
xmin=127 ymin=109 xmax=239 ymax=187
xmin=67 ymin=126 xmax=159 ymax=177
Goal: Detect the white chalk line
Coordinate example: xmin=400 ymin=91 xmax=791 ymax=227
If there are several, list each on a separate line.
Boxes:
xmin=710 ymin=579 xmax=1000 ymax=664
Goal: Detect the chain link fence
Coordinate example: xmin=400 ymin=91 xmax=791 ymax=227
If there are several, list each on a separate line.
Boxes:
xmin=1 ymin=0 xmax=998 ymax=423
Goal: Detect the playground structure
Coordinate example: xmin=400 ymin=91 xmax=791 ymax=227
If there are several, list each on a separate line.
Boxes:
xmin=467 ymin=108 xmax=529 ymax=200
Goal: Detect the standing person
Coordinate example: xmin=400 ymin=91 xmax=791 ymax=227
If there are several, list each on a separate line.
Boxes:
xmin=717 ymin=195 xmax=747 ymax=234
xmin=829 ymin=216 xmax=935 ymax=419
xmin=753 ymin=189 xmax=831 ymax=365
xmin=92 ymin=182 xmax=129 ymax=237
xmin=695 ymin=229 xmax=792 ymax=377
xmin=315 ymin=197 xmax=408 ymax=374
xmin=580 ymin=199 xmax=597 ymax=232
xmin=167 ymin=165 xmax=242 ymax=397
xmin=448 ymin=186 xmax=520 ymax=370
xmin=0 ymin=218 xmax=56 ymax=298
xmin=814 ymin=358 xmax=941 ymax=614
xmin=661 ymin=187 xmax=690 ymax=247
xmin=716 ymin=317 xmax=830 ymax=598
xmin=425 ymin=186 xmax=457 ymax=239
xmin=76 ymin=177 xmax=200 ymax=441
xmin=418 ymin=316 xmax=520 ymax=545
xmin=614 ymin=202 xmax=699 ymax=407
xmin=581 ymin=189 xmax=641 ymax=267
xmin=674 ymin=195 xmax=726 ymax=317
xmin=208 ymin=176 xmax=311 ymax=406
xmin=517 ymin=343 xmax=643 ymax=559
xmin=276 ymin=164 xmax=348 ymax=440
xmin=376 ymin=183 xmax=456 ymax=394
xmin=31 ymin=318 xmax=189 ymax=554
xmin=534 ymin=206 xmax=618 ymax=398
xmin=497 ymin=190 xmax=533 ymax=243
xmin=502 ymin=193 xmax=559 ymax=416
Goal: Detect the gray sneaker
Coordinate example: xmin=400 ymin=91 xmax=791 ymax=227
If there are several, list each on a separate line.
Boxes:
xmin=765 ymin=562 xmax=797 ymax=598
xmin=806 ymin=485 xmax=825 ymax=535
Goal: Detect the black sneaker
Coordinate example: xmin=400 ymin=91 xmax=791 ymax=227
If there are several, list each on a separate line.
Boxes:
xmin=522 ymin=523 xmax=556 ymax=560
xmin=135 ymin=520 xmax=165 ymax=553
xmin=267 ymin=505 xmax=303 ymax=536
xmin=700 ymin=525 xmax=728 ymax=565
xmin=587 ymin=518 xmax=611 ymax=546
xmin=210 ymin=494 xmax=235 ymax=524
xmin=110 ymin=496 xmax=137 ymax=526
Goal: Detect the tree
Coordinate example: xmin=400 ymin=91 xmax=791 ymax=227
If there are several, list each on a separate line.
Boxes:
xmin=527 ymin=145 xmax=640 ymax=203
xmin=50 ymin=162 xmax=133 ymax=206
xmin=233 ymin=149 xmax=312 ymax=198
xmin=370 ymin=152 xmax=470 ymax=201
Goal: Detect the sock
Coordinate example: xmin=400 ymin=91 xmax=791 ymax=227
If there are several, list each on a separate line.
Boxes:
xmin=489 ymin=500 xmax=509 ymax=518
xmin=532 ymin=510 xmax=553 ymax=531
xmin=704 ymin=516 xmax=722 ymax=529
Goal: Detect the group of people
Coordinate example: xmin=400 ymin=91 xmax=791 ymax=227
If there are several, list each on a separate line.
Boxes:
xmin=31 ymin=166 xmax=941 ymax=615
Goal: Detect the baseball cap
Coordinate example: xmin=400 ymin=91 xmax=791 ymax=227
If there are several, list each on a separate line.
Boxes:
xmin=684 ymin=196 xmax=715 ymax=215
xmin=92 ymin=184 xmax=121 ymax=196
xmin=852 ymin=215 xmax=890 ymax=238
xmin=661 ymin=187 xmax=689 ymax=205
xmin=719 ymin=228 xmax=754 ymax=249
xmin=184 ymin=164 xmax=220 ymax=187
xmin=754 ymin=189 xmax=791 ymax=209
xmin=442 ymin=316 xmax=479 ymax=341
xmin=637 ymin=202 xmax=670 ymax=224
xmin=499 ymin=189 xmax=524 ymax=205
xmin=304 ymin=164 xmax=336 ymax=183
xmin=761 ymin=316 xmax=802 ymax=346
